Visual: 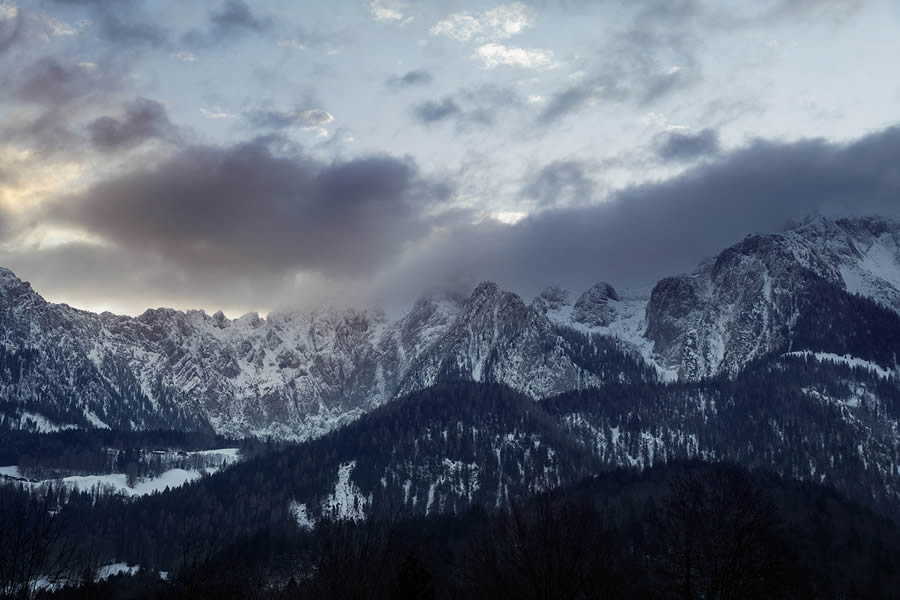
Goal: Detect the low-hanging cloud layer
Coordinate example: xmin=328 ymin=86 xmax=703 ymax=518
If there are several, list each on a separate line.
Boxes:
xmin=1 ymin=0 xmax=898 ymax=315
xmin=52 ymin=138 xmax=455 ymax=278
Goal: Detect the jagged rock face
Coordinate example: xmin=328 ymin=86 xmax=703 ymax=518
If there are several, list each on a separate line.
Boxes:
xmin=398 ymin=282 xmax=625 ymax=399
xmin=0 ymin=274 xmax=644 ymax=439
xmin=3 ymin=216 xmax=900 ymax=436
xmin=572 ymin=282 xmax=619 ymax=327
xmin=532 ymin=286 xmax=570 ymax=313
xmin=645 ymin=217 xmax=900 ymax=379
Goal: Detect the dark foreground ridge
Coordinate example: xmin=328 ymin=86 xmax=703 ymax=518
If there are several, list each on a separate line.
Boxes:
xmin=24 ymin=461 xmax=900 ymax=599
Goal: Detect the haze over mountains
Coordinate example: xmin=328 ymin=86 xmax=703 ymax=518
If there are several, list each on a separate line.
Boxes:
xmin=2 ymin=215 xmax=899 ymax=440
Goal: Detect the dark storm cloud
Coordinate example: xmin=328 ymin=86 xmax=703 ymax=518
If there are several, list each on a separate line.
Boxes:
xmin=52 ymin=138 xmax=456 ymax=278
xmin=387 ymin=70 xmax=433 ymax=88
xmin=88 ymin=98 xmax=179 ymax=152
xmin=656 ymin=128 xmax=720 ymax=162
xmin=523 ymin=160 xmax=596 ymax=207
xmin=387 ymin=124 xmax=900 ymax=299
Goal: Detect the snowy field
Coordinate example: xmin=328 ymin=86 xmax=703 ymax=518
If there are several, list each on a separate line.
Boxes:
xmin=0 ymin=448 xmax=241 ymax=498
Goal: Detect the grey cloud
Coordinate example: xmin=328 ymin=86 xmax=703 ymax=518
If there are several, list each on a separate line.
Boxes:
xmin=98 ymin=13 xmax=168 ymax=47
xmin=14 ymin=124 xmax=900 ymax=314
xmin=537 ymin=63 xmax=700 ymax=124
xmin=700 ymin=97 xmax=766 ymax=128
xmin=244 ymin=107 xmax=334 ymax=131
xmin=380 ymin=124 xmax=900 ymax=301
xmin=210 ymin=0 xmax=272 ymax=33
xmin=412 ymin=97 xmax=461 ymax=123
xmin=538 ymin=77 xmax=627 ymax=125
xmin=0 ymin=6 xmax=22 ymax=53
xmin=640 ymin=64 xmax=700 ymax=104
xmin=4 ymin=57 xmax=125 ymax=154
xmin=523 ymin=160 xmax=596 ymax=207
xmin=738 ymin=0 xmax=865 ymax=26
xmin=412 ymin=85 xmax=522 ymax=131
xmin=52 ymin=137 xmax=456 ymax=279
xmin=656 ymin=128 xmax=720 ymax=162
xmin=537 ymin=0 xmax=857 ymax=127
xmin=88 ymin=98 xmax=179 ymax=152
xmin=13 ymin=57 xmax=101 ymax=107
xmin=184 ymin=0 xmax=272 ymax=46
xmin=0 ymin=242 xmax=297 ymax=315
xmin=387 ymin=70 xmax=433 ymax=88
xmin=539 ymin=25 xmax=700 ymax=125
xmin=0 ymin=165 xmax=16 ymax=188
xmin=1 ymin=111 xmax=79 ymax=155
xmin=526 ymin=0 xmax=863 ymax=24
xmin=49 ymin=0 xmax=168 ymax=47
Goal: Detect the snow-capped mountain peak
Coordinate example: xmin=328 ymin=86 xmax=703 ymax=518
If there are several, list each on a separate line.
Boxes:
xmin=3 ymin=216 xmax=900 ymax=437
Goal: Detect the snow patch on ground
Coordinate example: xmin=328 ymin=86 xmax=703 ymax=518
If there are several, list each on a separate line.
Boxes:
xmin=15 ymin=412 xmax=79 ymax=433
xmin=784 ymin=351 xmax=894 ymax=379
xmin=98 ymin=563 xmax=139 ymax=580
xmin=323 ymin=461 xmax=368 ymax=520
xmin=0 ymin=465 xmax=20 ymax=477
xmin=190 ymin=448 xmax=241 ymax=459
xmin=0 ymin=468 xmax=210 ymax=497
xmin=289 ymin=501 xmax=316 ymax=530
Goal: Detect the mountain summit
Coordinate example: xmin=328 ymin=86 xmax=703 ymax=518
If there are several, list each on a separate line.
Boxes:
xmin=1 ymin=216 xmax=899 ymax=438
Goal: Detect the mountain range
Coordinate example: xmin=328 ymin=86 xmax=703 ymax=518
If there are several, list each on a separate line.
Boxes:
xmin=1 ymin=215 xmax=900 ymax=441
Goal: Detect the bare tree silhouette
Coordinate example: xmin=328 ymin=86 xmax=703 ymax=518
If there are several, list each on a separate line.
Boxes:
xmin=657 ymin=466 xmax=786 ymax=600
xmin=0 ymin=485 xmax=75 ymax=598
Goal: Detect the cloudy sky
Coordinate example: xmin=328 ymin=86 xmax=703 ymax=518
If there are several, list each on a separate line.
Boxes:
xmin=1 ymin=0 xmax=899 ymax=316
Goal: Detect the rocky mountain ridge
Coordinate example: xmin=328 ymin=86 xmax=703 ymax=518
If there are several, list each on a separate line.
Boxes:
xmin=2 ymin=215 xmax=899 ymax=439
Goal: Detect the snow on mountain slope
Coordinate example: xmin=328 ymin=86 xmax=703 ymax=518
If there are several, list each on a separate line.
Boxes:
xmin=645 ymin=216 xmax=900 ymax=379
xmin=532 ymin=283 xmax=678 ymax=382
xmin=3 ymin=216 xmax=899 ymax=436
xmin=0 ymin=271 xmax=649 ymax=439
xmin=0 ymin=270 xmax=451 ymax=440
xmin=398 ymin=282 xmax=654 ymax=399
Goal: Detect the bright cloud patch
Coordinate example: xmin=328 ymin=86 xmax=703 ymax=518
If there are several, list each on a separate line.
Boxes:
xmin=43 ymin=15 xmax=75 ymax=36
xmin=430 ymin=2 xmax=533 ymax=42
xmin=474 ymin=43 xmax=556 ymax=70
xmin=200 ymin=108 xmax=236 ymax=119
xmin=0 ymin=3 xmax=17 ymax=21
xmin=482 ymin=3 xmax=532 ymax=38
xmin=170 ymin=51 xmax=196 ymax=63
xmin=430 ymin=13 xmax=482 ymax=41
xmin=369 ymin=0 xmax=411 ymax=25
